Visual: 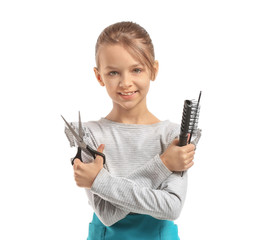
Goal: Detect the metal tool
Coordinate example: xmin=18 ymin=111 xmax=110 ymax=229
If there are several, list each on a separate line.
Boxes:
xmin=61 ymin=111 xmax=106 ymax=165
xmin=179 ymin=91 xmax=202 ymax=176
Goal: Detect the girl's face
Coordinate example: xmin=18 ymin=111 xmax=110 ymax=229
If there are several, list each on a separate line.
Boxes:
xmin=94 ymin=44 xmax=158 ymax=112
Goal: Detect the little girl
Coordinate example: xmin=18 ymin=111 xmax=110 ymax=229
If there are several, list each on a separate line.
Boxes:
xmin=65 ymin=21 xmax=196 ymax=240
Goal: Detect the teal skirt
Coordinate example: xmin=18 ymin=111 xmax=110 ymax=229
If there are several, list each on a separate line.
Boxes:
xmin=87 ymin=213 xmax=180 ymax=240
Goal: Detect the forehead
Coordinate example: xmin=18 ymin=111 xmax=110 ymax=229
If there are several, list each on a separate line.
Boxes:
xmin=97 ymin=44 xmax=143 ymax=69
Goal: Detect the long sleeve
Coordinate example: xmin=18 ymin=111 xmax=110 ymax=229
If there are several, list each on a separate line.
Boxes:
xmin=87 ymin=154 xmax=176 ymax=226
xmin=91 ymin=167 xmax=187 ymax=224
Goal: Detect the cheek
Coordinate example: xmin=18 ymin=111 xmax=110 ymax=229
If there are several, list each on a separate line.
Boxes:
xmin=139 ymin=81 xmax=150 ymax=93
xmin=105 ymin=81 xmax=118 ymax=95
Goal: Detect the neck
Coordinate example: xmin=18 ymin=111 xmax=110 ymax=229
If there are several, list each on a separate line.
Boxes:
xmin=105 ymin=104 xmax=160 ymax=125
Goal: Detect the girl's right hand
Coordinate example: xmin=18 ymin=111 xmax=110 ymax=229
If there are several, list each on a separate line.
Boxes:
xmin=160 ymin=138 xmax=195 ymax=172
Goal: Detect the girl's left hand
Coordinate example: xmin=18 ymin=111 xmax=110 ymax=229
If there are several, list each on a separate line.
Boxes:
xmin=73 ymin=144 xmax=105 ymax=189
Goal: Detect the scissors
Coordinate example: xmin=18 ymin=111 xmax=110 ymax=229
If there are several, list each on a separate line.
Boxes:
xmin=61 ymin=111 xmax=106 ymax=165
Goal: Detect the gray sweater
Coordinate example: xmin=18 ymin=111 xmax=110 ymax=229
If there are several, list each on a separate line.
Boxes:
xmin=64 ymin=118 xmax=188 ymax=227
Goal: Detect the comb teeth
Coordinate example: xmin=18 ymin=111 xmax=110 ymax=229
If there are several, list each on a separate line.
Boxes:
xmin=180 ymin=100 xmax=200 ymax=134
xmin=180 ymin=100 xmax=200 ymax=135
xmin=179 ymin=95 xmax=201 ymax=147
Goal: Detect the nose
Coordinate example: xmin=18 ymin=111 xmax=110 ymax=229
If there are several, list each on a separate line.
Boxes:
xmin=119 ymin=73 xmax=133 ymax=88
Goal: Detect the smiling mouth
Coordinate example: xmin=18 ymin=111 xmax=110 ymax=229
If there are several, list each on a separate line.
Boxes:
xmin=119 ymin=91 xmax=138 ymax=96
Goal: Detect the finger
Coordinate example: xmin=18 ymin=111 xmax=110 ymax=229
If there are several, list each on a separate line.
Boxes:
xmin=73 ymin=158 xmax=81 ymax=170
xmin=94 ymin=144 xmax=105 ymax=164
xmin=184 ymin=155 xmax=194 ymax=165
xmin=187 ymin=150 xmax=195 ymax=159
xmin=97 ymin=144 xmax=105 ymax=153
xmin=187 ymin=133 xmax=190 ymax=143
xmin=184 ymin=161 xmax=194 ymax=170
xmin=171 ymin=138 xmax=179 ymax=146
xmin=185 ymin=143 xmax=196 ymax=152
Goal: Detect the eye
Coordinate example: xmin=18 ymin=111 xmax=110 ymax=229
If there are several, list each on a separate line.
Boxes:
xmin=109 ymin=71 xmax=119 ymax=76
xmin=133 ymin=68 xmax=142 ymax=74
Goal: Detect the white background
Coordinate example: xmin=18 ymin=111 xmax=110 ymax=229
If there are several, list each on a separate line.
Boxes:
xmin=0 ymin=0 xmax=256 ymax=239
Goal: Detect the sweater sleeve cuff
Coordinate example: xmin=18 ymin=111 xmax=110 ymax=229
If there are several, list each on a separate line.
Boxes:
xmin=152 ymin=154 xmax=173 ymax=176
xmin=91 ymin=168 xmax=114 ymax=195
xmin=138 ymin=154 xmax=173 ymax=188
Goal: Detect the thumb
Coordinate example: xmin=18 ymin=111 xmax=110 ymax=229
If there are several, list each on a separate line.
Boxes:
xmin=94 ymin=144 xmax=105 ymax=164
xmin=73 ymin=158 xmax=82 ymax=170
xmin=97 ymin=144 xmax=105 ymax=153
xmin=171 ymin=138 xmax=180 ymax=146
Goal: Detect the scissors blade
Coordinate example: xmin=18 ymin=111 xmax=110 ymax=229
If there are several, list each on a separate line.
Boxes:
xmin=78 ymin=111 xmax=85 ymax=139
xmin=61 ymin=115 xmax=83 ymax=143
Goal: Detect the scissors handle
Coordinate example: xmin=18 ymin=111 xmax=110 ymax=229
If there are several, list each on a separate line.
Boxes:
xmin=86 ymin=145 xmax=106 ymax=165
xmin=71 ymin=145 xmax=106 ymax=165
xmin=71 ymin=147 xmax=83 ymax=165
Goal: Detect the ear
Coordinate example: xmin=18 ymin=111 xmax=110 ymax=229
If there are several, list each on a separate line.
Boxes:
xmin=151 ymin=60 xmax=159 ymax=81
xmin=94 ymin=67 xmax=105 ymax=86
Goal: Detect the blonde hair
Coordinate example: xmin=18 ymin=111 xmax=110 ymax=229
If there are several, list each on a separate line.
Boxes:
xmin=95 ymin=21 xmax=156 ymax=79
